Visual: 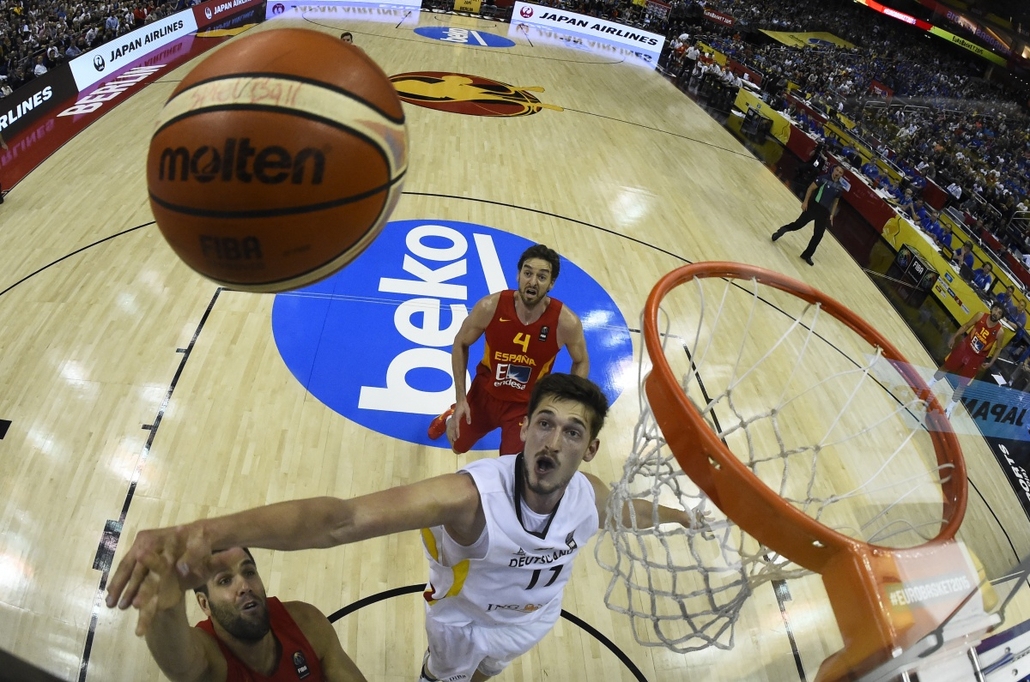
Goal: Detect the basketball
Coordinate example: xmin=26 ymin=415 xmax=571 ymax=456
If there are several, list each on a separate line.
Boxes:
xmin=146 ymin=28 xmax=408 ymax=293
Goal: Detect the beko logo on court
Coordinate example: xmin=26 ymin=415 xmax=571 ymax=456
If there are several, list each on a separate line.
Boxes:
xmin=156 ymin=138 xmax=326 ymax=184
xmin=271 ymin=220 xmax=633 ymax=449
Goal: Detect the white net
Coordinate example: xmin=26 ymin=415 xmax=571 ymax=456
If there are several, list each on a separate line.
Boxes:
xmin=595 ymin=271 xmax=956 ymax=653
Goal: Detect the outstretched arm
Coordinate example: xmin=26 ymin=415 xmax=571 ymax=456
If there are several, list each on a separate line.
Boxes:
xmin=583 ymin=472 xmax=708 ymax=530
xmin=107 ymin=474 xmax=482 ymax=633
xmin=138 ymin=550 xmax=225 ymax=681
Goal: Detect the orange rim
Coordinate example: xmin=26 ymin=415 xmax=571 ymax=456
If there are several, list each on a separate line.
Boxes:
xmin=643 ymin=262 xmax=970 ymax=680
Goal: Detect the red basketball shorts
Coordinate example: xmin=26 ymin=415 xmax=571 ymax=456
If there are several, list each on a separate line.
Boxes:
xmin=942 ymin=343 xmax=987 ymax=385
xmin=452 ymin=376 xmax=528 ymax=455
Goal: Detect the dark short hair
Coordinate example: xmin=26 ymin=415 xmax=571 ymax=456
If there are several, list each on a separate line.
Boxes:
xmin=194 ymin=547 xmax=255 ymax=596
xmin=527 ymin=373 xmax=608 ymax=439
xmin=518 ymin=244 xmax=561 ymax=282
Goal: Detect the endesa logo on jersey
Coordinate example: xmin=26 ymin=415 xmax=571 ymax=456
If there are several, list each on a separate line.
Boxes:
xmin=271 ymin=220 xmax=633 ymax=449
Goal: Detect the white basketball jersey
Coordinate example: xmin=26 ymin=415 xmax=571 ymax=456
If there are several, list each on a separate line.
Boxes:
xmin=421 ymin=454 xmax=599 ymax=626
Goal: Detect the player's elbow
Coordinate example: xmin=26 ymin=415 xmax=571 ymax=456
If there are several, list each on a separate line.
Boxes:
xmin=318 ymin=498 xmax=360 ymax=548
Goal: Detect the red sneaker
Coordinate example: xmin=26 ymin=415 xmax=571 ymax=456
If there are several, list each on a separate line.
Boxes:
xmin=428 ymin=406 xmax=454 ymax=440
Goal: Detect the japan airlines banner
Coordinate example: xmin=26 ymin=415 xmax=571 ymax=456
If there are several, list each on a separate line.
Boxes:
xmin=512 ymin=1 xmax=664 ymax=62
xmin=70 ymin=11 xmax=198 ymax=91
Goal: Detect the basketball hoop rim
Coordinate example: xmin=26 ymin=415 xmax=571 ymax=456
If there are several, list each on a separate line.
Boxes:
xmin=642 ymin=261 xmax=967 ymax=573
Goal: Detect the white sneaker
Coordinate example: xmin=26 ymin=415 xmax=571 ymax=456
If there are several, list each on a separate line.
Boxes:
xmin=945 ymin=401 xmax=958 ymax=418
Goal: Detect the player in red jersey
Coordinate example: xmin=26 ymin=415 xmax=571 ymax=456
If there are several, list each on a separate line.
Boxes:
xmin=137 ymin=546 xmax=365 ymax=682
xmin=927 ymin=303 xmax=1006 ymax=418
xmin=428 ymin=244 xmax=589 ymax=455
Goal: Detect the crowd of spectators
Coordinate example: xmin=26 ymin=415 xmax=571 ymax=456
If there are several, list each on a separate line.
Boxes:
xmin=0 ymin=0 xmax=188 ymax=93
xmin=649 ymin=0 xmax=1030 ymax=244
xmin=3 ymin=0 xmax=1030 ymax=233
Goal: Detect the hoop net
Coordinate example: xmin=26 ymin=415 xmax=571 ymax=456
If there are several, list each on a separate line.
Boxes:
xmin=595 ymin=263 xmax=967 ymax=673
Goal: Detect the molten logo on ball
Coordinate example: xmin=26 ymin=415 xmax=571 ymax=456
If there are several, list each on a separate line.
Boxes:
xmin=146 ymin=28 xmax=408 ymax=293
xmin=157 ymin=138 xmax=326 ymax=185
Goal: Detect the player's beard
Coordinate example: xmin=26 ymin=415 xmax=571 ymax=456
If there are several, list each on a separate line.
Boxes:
xmin=209 ymin=598 xmax=271 ymax=642
xmin=518 ymin=285 xmax=545 ymax=308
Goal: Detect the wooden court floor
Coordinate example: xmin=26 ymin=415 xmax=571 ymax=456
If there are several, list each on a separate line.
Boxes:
xmin=2 ymin=11 xmax=1030 ymax=682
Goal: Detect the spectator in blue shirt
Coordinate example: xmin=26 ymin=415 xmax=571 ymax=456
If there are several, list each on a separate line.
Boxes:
xmin=861 ymin=160 xmax=880 ymax=180
xmin=920 ymin=209 xmax=937 ymax=232
xmin=1010 ymin=299 xmax=1028 ymax=329
xmin=1008 ymin=300 xmax=1030 ymax=363
xmin=924 ymin=209 xmax=943 ymax=237
xmin=896 ymin=188 xmax=915 ymax=215
xmin=997 ymin=285 xmax=1017 ymax=316
xmin=952 ymin=241 xmax=975 ymax=271
xmin=971 ymin=262 xmax=994 ymax=291
xmin=908 ymin=197 xmax=928 ymax=224
xmin=933 ymin=224 xmax=954 ymax=251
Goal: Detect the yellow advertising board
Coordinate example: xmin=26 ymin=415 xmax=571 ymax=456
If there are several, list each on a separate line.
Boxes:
xmin=880 ymin=215 xmax=998 ymax=325
xmin=696 ymin=43 xmax=727 ymax=65
xmin=454 ymin=0 xmax=481 ymax=12
xmin=734 ymin=88 xmax=792 ymax=146
xmin=759 ymin=30 xmax=855 ymax=49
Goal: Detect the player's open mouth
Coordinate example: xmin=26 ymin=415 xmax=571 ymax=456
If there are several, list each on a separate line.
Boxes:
xmin=535 ymin=456 xmax=556 ymax=474
xmin=241 ymin=600 xmax=259 ymax=611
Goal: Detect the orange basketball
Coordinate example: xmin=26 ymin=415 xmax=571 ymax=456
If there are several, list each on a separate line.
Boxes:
xmin=146 ymin=28 xmax=408 ymax=292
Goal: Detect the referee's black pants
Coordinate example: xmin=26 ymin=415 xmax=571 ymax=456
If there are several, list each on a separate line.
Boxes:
xmin=777 ymin=203 xmax=830 ymax=260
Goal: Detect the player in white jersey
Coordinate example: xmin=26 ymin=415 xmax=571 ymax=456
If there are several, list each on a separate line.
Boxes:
xmin=420 ymin=452 xmax=598 ymax=678
xmin=106 ymin=374 xmax=706 ymax=681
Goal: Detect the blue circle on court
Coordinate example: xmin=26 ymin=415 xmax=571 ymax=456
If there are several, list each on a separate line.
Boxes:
xmin=271 ymin=220 xmax=633 ymax=450
xmin=415 ymin=26 xmax=516 ymax=48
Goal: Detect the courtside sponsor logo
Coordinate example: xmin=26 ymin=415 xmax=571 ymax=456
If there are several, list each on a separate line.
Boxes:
xmin=271 ymin=220 xmax=632 ymax=449
xmin=265 ymin=0 xmax=420 ymax=18
xmin=58 ymin=65 xmax=164 ymax=117
xmin=0 ymin=86 xmax=52 ymax=130
xmin=508 ymin=22 xmax=656 ymax=65
xmin=69 ymin=10 xmax=197 ymax=90
xmin=414 ymin=26 xmax=515 ymax=47
xmin=266 ymin=2 xmax=419 ymax=20
xmin=193 ymin=0 xmax=264 ymax=28
xmin=999 ymin=445 xmax=1030 ymax=510
xmin=511 ymin=0 xmax=663 ymax=61
xmin=867 ymin=355 xmax=1030 ymax=440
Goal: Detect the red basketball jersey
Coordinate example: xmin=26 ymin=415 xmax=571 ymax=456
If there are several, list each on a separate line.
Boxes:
xmin=965 ymin=314 xmax=1002 ymax=357
xmin=473 ymin=290 xmax=564 ymax=404
xmin=195 ymin=597 xmax=323 ymax=681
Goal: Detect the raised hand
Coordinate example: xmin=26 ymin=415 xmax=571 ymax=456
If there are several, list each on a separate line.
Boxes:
xmin=106 ymin=523 xmax=216 ymax=613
